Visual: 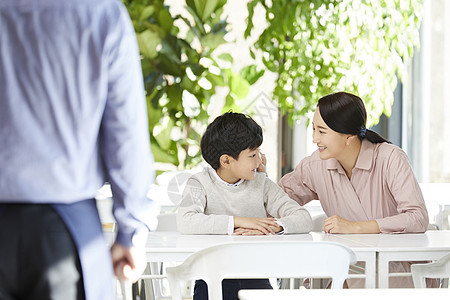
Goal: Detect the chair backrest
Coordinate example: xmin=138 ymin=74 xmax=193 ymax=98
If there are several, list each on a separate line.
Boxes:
xmin=166 ymin=241 xmax=357 ymax=300
xmin=155 ymin=213 xmax=177 ymax=232
xmin=311 ymin=213 xmax=327 ymax=232
xmin=411 ymin=252 xmax=450 ymax=288
xmin=419 ymin=182 xmax=450 ymax=229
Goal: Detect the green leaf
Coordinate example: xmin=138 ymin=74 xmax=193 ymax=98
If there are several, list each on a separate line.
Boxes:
xmin=185 ymin=28 xmax=196 ymax=44
xmin=188 ymin=127 xmax=202 ymax=142
xmin=211 ymin=20 xmax=228 ymax=34
xmin=157 ymin=35 xmax=185 ymax=76
xmin=147 ymin=97 xmax=163 ymax=128
xmin=184 ymin=3 xmax=206 ymax=35
xmin=200 ymin=32 xmax=227 ymax=50
xmin=158 ymin=9 xmax=174 ymax=34
xmin=245 ymin=0 xmax=258 ymax=38
xmin=206 ymin=73 xmax=225 ymax=86
xmin=184 ymin=152 xmax=203 ymax=168
xmin=166 ymin=84 xmax=183 ymax=111
xmin=160 ymin=35 xmax=182 ymax=62
xmin=153 ymin=117 xmax=174 ymax=150
xmin=224 ymin=94 xmax=235 ymax=110
xmin=180 ymin=77 xmax=197 ymax=91
xmin=218 ymin=53 xmax=233 ymax=63
xmin=240 ymin=64 xmax=265 ymax=85
xmin=157 ymin=54 xmax=184 ymax=77
xmin=190 ymin=64 xmax=207 ymax=76
xmin=144 ymin=71 xmax=164 ymax=95
xmin=139 ymin=5 xmax=155 ymax=21
xmin=193 ymin=0 xmax=220 ymax=21
xmin=150 ymin=142 xmax=179 ymax=165
xmin=228 ymin=72 xmax=250 ymax=99
xmin=249 ymin=48 xmax=256 ymax=60
xmin=137 ymin=30 xmax=161 ymax=59
xmin=223 ymin=93 xmax=241 ymax=113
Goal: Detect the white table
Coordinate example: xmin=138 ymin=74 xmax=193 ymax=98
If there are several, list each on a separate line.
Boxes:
xmin=335 ymin=231 xmax=450 ymax=288
xmin=238 ymin=288 xmax=449 ymax=300
xmin=144 ymin=232 xmax=377 ymax=288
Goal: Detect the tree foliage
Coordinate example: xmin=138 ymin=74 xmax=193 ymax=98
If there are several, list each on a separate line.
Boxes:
xmin=123 ymin=0 xmax=261 ymax=172
xmin=245 ymin=0 xmax=423 ymax=126
xmin=124 ymin=0 xmax=423 ymax=172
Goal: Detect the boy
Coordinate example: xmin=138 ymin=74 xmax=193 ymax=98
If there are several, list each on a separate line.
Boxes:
xmin=177 ymin=112 xmax=312 ymax=300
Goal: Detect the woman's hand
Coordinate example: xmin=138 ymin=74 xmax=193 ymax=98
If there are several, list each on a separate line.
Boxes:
xmin=323 ymin=215 xmax=355 ymax=233
xmin=234 ymin=216 xmax=279 ymax=235
xmin=323 ymin=215 xmax=380 ymax=234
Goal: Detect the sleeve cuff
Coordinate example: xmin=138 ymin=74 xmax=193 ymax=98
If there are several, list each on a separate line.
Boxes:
xmin=116 ymin=226 xmax=149 ymax=248
xmin=228 ymin=216 xmax=234 ymax=235
xmin=275 ymin=219 xmax=285 ymax=235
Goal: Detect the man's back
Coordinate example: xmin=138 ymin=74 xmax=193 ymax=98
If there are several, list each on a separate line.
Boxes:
xmin=0 ymin=1 xmax=156 ymax=298
xmin=0 ymin=0 xmax=152 ymax=203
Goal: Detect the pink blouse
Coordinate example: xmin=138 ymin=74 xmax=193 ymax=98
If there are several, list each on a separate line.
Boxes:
xmin=279 ymin=139 xmax=429 ymax=233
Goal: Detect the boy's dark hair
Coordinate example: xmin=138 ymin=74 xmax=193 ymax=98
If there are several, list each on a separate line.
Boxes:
xmin=201 ymin=112 xmax=263 ymax=170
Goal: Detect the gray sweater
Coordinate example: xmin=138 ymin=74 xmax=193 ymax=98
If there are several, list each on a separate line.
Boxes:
xmin=177 ymin=167 xmax=313 ymax=234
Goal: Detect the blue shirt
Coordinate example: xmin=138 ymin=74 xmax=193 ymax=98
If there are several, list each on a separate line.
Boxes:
xmin=0 ymin=0 xmax=156 ymax=247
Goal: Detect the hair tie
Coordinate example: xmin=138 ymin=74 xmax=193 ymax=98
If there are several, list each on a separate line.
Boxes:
xmin=359 ymin=127 xmax=367 ymax=138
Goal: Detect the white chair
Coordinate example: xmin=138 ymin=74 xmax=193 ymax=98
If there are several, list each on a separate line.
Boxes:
xmin=419 ymin=182 xmax=450 ymax=229
xmin=138 ymin=170 xmax=197 ymax=299
xmin=411 ymin=253 xmax=450 ymax=288
xmin=119 ymin=280 xmax=132 ymax=300
xmin=311 ymin=213 xmax=327 ymax=232
xmin=142 ymin=213 xmax=180 ymax=300
xmin=276 ymin=213 xmax=326 ymax=289
xmin=141 ymin=213 xmax=191 ymax=299
xmin=166 ymin=241 xmax=357 ymax=300
xmin=155 ymin=213 xmax=178 ymax=232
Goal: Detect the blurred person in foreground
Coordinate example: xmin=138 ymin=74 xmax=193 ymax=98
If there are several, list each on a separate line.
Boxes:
xmin=0 ymin=0 xmax=157 ymax=299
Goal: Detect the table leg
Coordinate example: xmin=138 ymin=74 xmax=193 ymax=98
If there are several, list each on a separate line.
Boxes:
xmin=347 ymin=252 xmax=376 ymax=288
xmin=364 ymin=252 xmax=377 ymax=288
xmin=378 ymin=254 xmax=390 ymax=288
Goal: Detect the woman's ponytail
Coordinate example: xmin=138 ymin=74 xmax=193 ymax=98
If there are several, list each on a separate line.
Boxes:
xmin=364 ymin=129 xmax=391 ymax=144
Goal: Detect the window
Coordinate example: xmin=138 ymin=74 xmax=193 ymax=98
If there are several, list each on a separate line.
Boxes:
xmin=284 ymin=0 xmax=450 ymax=184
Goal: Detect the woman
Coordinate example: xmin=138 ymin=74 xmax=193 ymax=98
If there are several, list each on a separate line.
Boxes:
xmin=279 ymin=92 xmax=429 ymax=287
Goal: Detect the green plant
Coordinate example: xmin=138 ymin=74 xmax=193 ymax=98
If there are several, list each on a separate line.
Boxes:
xmin=123 ymin=0 xmax=262 ymax=172
xmin=245 ymin=0 xmax=423 ymax=126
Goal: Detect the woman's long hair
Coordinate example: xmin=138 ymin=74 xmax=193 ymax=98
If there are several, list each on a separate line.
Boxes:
xmin=317 ymin=92 xmax=391 ymax=144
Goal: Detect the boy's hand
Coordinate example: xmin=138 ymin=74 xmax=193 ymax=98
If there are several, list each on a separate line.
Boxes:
xmin=269 ymin=223 xmax=283 ymax=233
xmin=233 ymin=228 xmax=265 ymax=235
xmin=233 ymin=223 xmax=283 ymax=235
xmin=256 ymin=152 xmax=267 ymax=174
xmin=234 ymin=216 xmax=278 ymax=235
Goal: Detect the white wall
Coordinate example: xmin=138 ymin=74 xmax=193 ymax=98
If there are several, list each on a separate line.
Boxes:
xmin=405 ymin=0 xmax=450 ymax=183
